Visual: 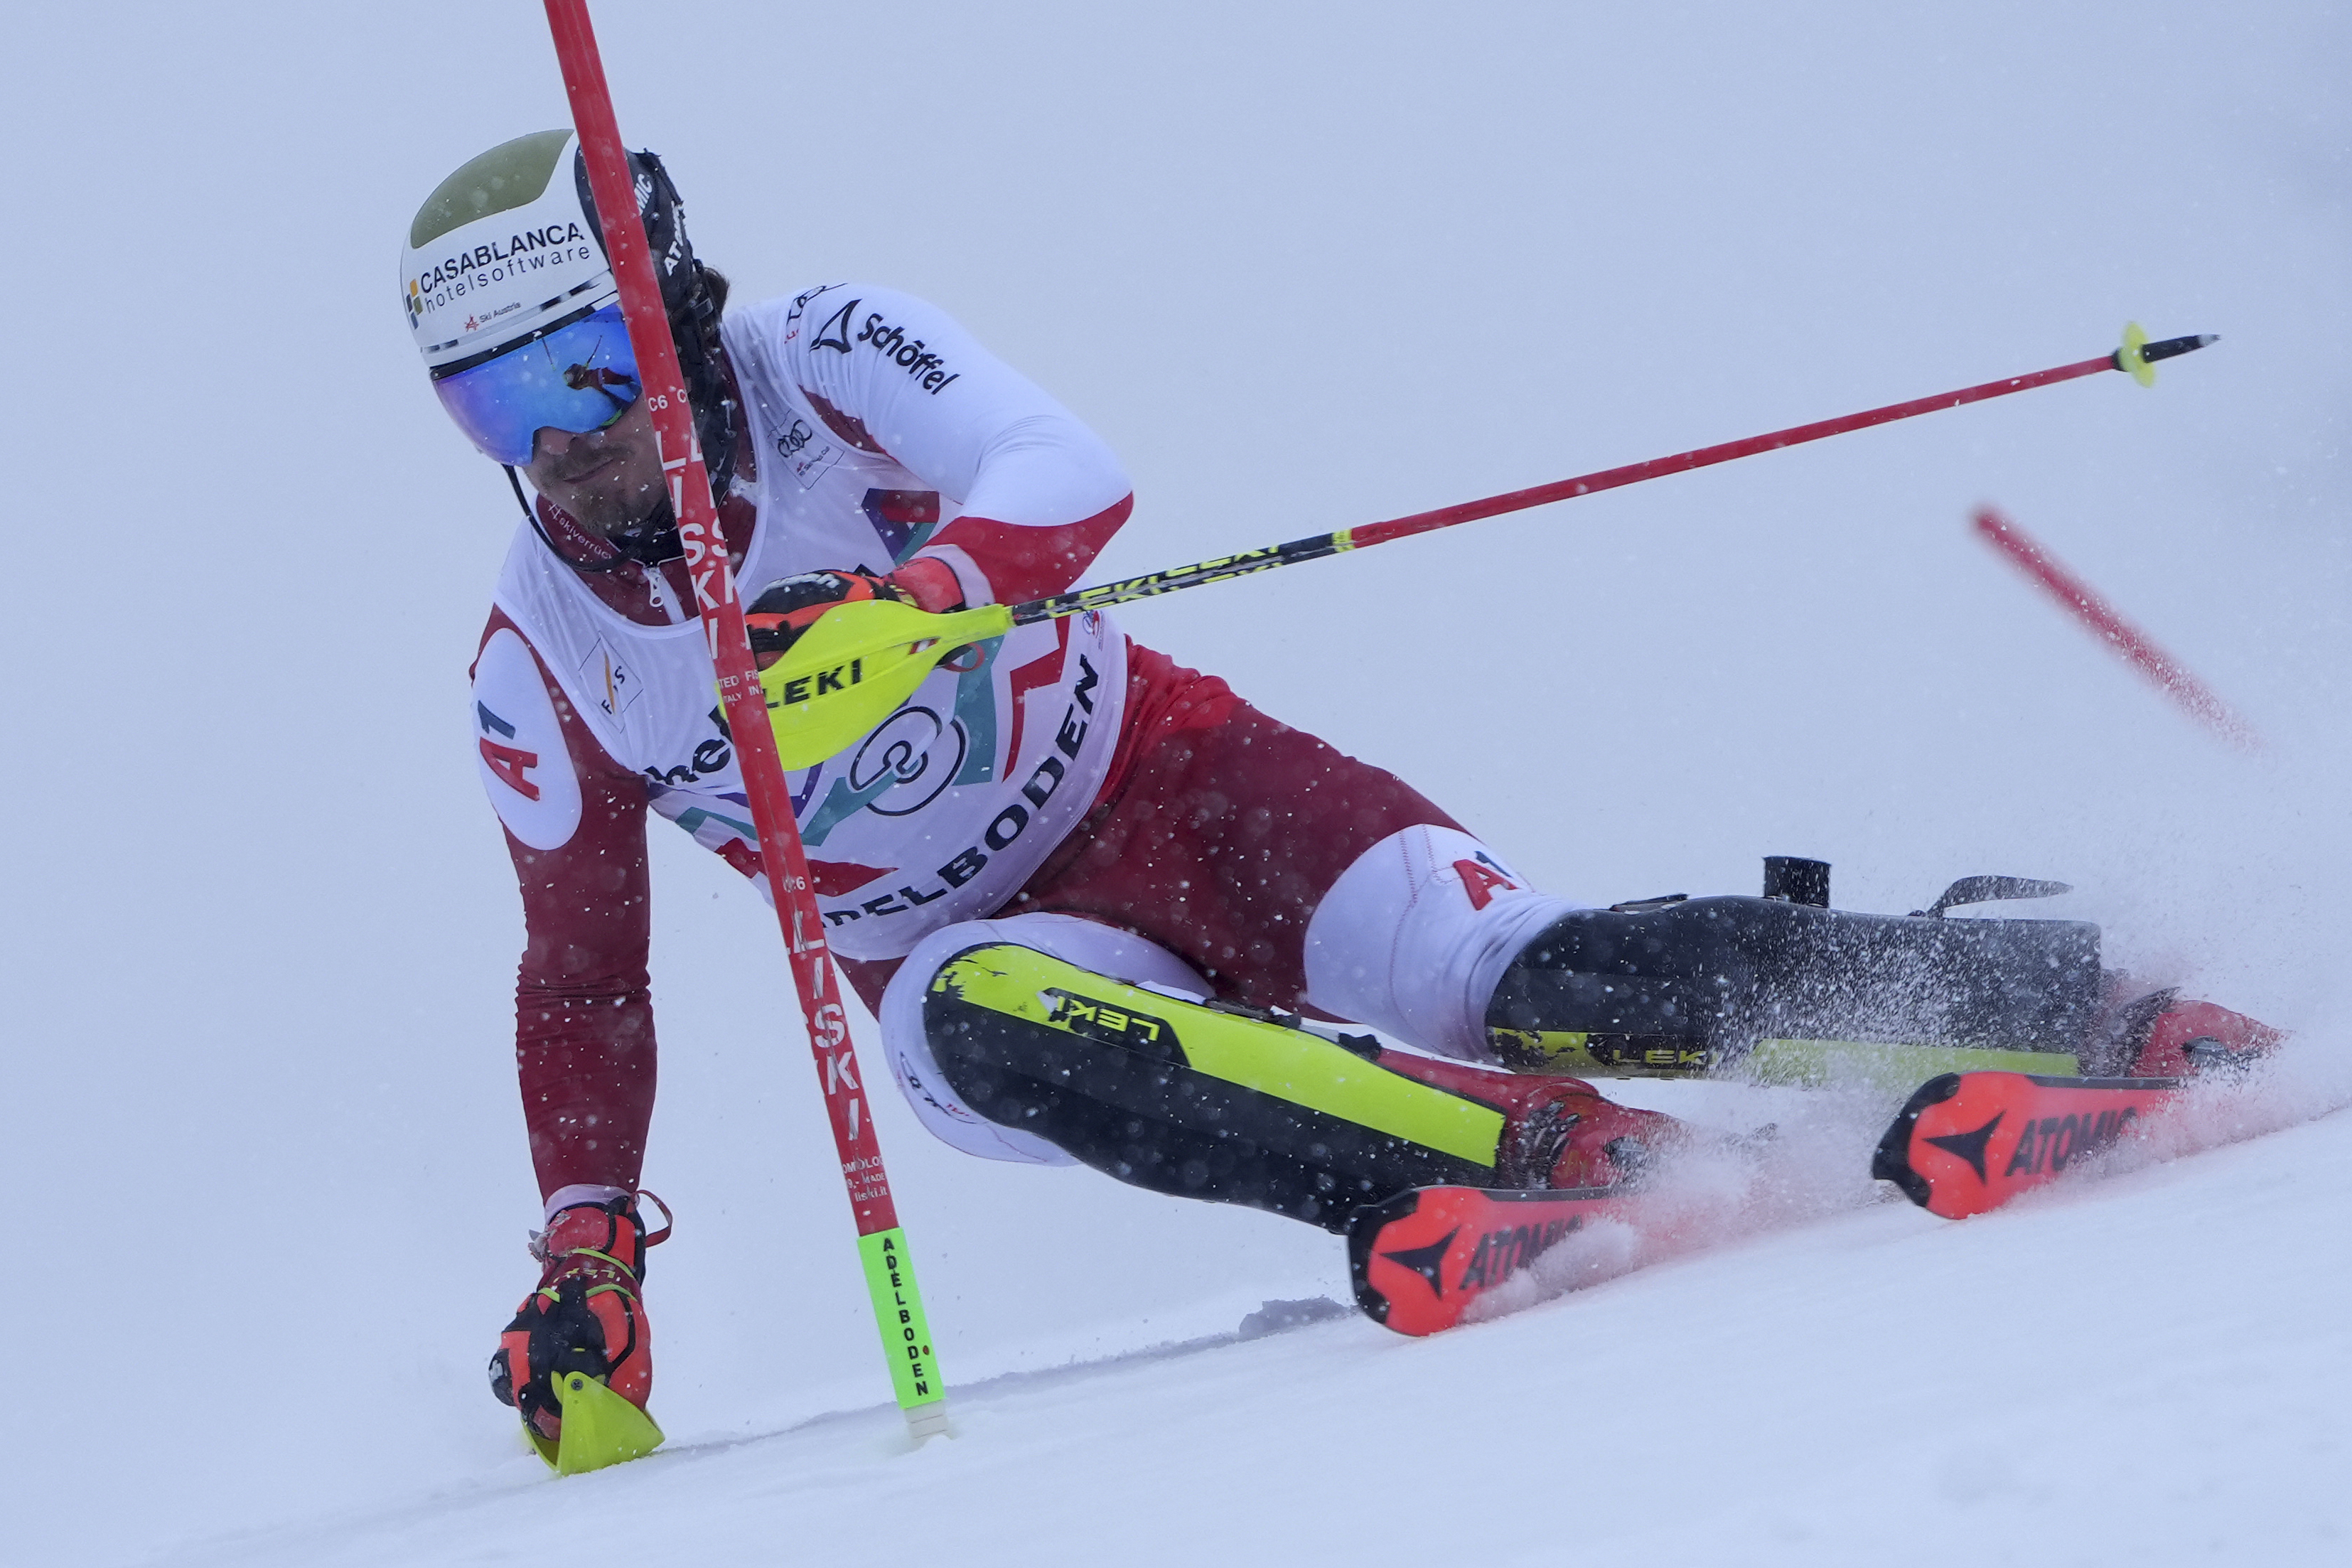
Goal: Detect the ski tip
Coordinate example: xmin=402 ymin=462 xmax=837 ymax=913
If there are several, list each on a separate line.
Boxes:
xmin=2114 ymin=324 xmax=2220 ymax=386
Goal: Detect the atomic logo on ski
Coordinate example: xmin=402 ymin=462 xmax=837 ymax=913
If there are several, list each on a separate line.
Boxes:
xmin=1458 ymin=1215 xmax=1586 ymax=1289
xmin=1874 ymin=1071 xmax=2181 ymax=1220
xmin=1350 ymin=1185 xmax=1637 ymax=1336
xmin=1379 ymin=1228 xmax=1459 ymax=1298
xmin=1923 ymin=1111 xmax=2002 ymax=1182
xmin=2002 ymin=1108 xmax=2140 ymax=1177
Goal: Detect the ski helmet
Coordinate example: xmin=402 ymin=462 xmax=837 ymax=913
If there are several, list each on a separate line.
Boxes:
xmin=400 ymin=129 xmax=736 ymax=498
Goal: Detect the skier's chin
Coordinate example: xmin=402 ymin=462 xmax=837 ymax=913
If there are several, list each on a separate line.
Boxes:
xmin=576 ymin=491 xmax=663 ymax=540
xmin=554 ymin=480 xmax=667 ymax=537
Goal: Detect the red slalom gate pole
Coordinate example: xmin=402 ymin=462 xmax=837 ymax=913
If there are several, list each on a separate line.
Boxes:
xmin=1972 ymin=507 xmax=2257 ymax=750
xmin=544 ymin=1 xmax=949 ymax=1439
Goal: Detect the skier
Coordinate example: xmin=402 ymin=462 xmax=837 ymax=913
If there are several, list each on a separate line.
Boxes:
xmin=403 ymin=131 xmax=2276 ymax=1447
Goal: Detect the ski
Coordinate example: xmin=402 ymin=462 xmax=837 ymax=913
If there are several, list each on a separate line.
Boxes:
xmin=1871 ymin=1070 xmax=2183 ymax=1219
xmin=1348 ymin=1183 xmax=1646 ymax=1336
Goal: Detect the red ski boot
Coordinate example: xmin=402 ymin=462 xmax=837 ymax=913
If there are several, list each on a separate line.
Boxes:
xmin=2117 ymin=992 xmax=2277 ymax=1081
xmin=489 ymin=1192 xmax=669 ymax=1456
xmin=1373 ymin=1051 xmax=1679 ymax=1188
xmin=2098 ymin=987 xmax=2277 ymax=1085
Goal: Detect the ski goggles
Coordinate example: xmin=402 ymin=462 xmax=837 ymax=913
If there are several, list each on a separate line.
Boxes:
xmin=432 ymin=304 xmax=643 ymax=466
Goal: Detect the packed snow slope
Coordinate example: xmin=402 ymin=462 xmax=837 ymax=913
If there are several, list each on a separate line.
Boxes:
xmin=1 ymin=2 xmax=2346 ymax=1564
xmin=138 ymin=1058 xmax=2352 ymax=1568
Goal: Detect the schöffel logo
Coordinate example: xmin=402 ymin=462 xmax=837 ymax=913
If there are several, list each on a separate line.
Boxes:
xmin=806 ymin=296 xmax=961 ymax=394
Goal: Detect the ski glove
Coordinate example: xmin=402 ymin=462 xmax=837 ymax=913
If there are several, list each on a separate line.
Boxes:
xmin=744 ymin=559 xmax=965 ymax=670
xmin=490 ymin=1193 xmax=670 ymax=1444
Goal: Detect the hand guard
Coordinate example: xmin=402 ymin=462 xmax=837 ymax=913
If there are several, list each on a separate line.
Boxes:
xmin=745 ymin=569 xmax=906 ymax=670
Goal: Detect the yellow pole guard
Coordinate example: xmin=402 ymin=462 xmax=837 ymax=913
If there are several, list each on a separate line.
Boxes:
xmin=2119 ymin=321 xmax=2157 ymax=387
xmin=758 ymin=598 xmax=1016 ymax=770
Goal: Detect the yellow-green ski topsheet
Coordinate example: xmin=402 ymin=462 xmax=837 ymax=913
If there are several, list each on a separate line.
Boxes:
xmin=1742 ymin=1037 xmax=2079 ymax=1092
xmin=1486 ymin=1026 xmax=2077 ymax=1090
xmin=934 ymin=945 xmax=1505 ymax=1166
xmin=1486 ymin=1028 xmax=1719 ymax=1078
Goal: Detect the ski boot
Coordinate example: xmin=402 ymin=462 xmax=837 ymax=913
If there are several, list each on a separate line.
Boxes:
xmin=1372 ymin=1051 xmax=1677 ymax=1189
xmin=2092 ymin=986 xmax=2284 ymax=1078
xmin=489 ymin=1191 xmax=670 ymax=1471
xmin=1483 ymin=869 xmax=2105 ymax=1077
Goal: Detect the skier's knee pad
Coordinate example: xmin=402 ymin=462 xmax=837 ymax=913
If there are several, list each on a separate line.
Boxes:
xmin=1483 ymin=896 xmax=2103 ymax=1072
xmin=1302 ymin=824 xmax=1588 ymax=1058
xmin=879 ymin=914 xmax=1207 ymax=1166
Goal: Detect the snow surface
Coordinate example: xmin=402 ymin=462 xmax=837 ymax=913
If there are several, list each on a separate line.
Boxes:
xmin=112 ymin=1056 xmax=2352 ymax=1567
xmin=3 ymin=2 xmax=2348 ymax=1564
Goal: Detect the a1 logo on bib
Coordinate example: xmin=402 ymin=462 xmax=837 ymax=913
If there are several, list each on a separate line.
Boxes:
xmin=580 ymin=640 xmax=645 ymax=731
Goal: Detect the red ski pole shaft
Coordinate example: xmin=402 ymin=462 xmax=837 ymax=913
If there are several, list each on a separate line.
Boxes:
xmin=1016 ymin=331 xmax=2216 ymax=624
xmin=543 ymin=0 xmax=947 ymax=1436
xmin=1351 ymin=353 xmax=2121 ymax=549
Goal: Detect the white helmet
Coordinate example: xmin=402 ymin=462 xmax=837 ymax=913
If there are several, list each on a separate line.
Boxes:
xmin=400 ymin=130 xmax=735 ymax=492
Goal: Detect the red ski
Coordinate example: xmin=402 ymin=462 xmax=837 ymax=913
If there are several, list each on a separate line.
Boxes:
xmin=1872 ymin=1070 xmax=2183 ymax=1219
xmin=1348 ymin=1184 xmax=1648 ymax=1336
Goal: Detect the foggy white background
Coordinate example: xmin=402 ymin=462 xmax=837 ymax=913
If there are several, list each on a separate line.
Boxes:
xmin=1 ymin=3 xmax=2343 ymax=1563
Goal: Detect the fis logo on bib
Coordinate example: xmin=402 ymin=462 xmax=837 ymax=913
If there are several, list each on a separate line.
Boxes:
xmin=579 ymin=641 xmax=645 ymax=731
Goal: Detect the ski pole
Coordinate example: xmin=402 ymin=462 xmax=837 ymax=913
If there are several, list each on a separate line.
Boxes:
xmin=544 ymin=0 xmax=949 ymax=1442
xmin=1972 ymin=506 xmax=2257 ymax=749
xmin=1022 ymin=324 xmax=2219 ymax=622
xmin=763 ymin=326 xmax=2218 ymax=767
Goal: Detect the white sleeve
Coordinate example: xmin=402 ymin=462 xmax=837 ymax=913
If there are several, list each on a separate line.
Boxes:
xmin=773 ymin=284 xmax=1132 ymax=533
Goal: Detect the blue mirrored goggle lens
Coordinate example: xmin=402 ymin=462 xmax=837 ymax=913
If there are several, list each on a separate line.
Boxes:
xmin=434 ymin=305 xmax=643 ymax=466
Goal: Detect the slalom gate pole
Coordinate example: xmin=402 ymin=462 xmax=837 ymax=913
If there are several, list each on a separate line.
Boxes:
xmin=1972 ymin=507 xmax=2257 ymax=750
xmin=543 ymin=1 xmax=949 ymax=1441
xmin=1008 ymin=327 xmax=2219 ymax=625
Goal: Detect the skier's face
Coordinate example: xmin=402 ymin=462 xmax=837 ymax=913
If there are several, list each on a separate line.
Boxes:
xmin=521 ymin=397 xmax=667 ymax=535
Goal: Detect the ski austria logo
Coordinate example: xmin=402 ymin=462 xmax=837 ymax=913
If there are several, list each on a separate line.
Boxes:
xmin=783 ymin=282 xmax=847 ymax=343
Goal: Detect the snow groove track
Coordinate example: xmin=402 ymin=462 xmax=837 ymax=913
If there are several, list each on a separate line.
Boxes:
xmin=146 ymin=1098 xmax=2352 ymax=1568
